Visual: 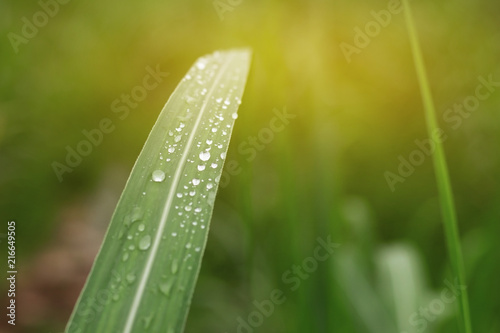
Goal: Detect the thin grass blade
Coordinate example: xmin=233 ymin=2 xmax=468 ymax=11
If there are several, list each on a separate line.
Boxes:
xmin=402 ymin=2 xmax=472 ymax=333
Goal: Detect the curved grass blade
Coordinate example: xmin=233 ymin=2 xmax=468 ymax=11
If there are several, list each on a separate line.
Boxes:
xmin=66 ymin=49 xmax=252 ymax=333
xmin=402 ymin=2 xmax=472 ymax=333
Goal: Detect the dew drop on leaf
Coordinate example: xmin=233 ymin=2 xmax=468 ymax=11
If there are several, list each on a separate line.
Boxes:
xmin=143 ymin=314 xmax=154 ymax=329
xmin=185 ymin=95 xmax=196 ymax=104
xmin=171 ymin=259 xmax=179 ymax=274
xmin=131 ymin=207 xmax=143 ymax=221
xmin=196 ymin=60 xmax=206 ymax=70
xmin=159 ymin=280 xmax=173 ymax=296
xmin=199 ymin=151 xmax=210 ymax=161
xmin=126 ymin=273 xmax=136 ymax=284
xmin=207 ymin=191 xmax=216 ymax=206
xmin=152 ymin=170 xmax=165 ymax=182
xmin=139 ymin=235 xmax=152 ymax=251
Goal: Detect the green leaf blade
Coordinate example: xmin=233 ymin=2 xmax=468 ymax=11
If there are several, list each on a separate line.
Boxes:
xmin=66 ymin=49 xmax=252 ymax=333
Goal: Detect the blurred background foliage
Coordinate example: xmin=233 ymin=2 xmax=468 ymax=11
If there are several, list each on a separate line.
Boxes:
xmin=1 ymin=0 xmax=499 ymax=332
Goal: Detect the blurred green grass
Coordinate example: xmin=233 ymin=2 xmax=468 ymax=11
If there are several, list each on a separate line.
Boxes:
xmin=1 ymin=0 xmax=499 ymax=332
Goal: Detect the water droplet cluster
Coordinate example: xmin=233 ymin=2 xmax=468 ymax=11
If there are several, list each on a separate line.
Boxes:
xmin=106 ymin=51 xmax=249 ymax=329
